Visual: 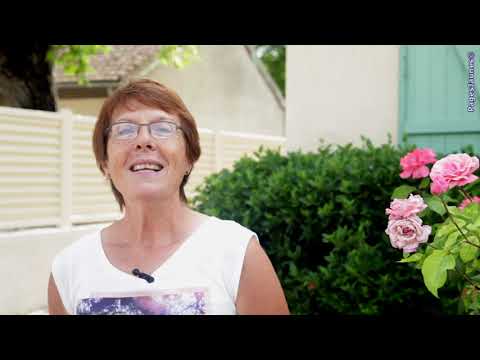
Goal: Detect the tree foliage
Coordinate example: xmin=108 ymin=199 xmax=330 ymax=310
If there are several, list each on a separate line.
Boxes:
xmin=256 ymin=45 xmax=285 ymax=96
xmin=48 ymin=45 xmax=199 ymax=85
xmin=47 ymin=45 xmax=112 ymax=85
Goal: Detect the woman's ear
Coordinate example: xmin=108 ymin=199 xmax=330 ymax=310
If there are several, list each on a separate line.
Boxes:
xmin=101 ymin=160 xmax=109 ymax=178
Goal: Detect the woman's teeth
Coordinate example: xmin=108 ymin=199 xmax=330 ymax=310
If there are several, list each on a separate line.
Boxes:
xmin=131 ymin=163 xmax=163 ymax=172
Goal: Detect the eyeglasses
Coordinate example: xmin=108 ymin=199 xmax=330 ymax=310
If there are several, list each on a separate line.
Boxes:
xmin=105 ymin=120 xmax=184 ymax=141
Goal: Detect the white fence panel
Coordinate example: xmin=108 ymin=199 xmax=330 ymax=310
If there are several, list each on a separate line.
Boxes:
xmin=218 ymin=130 xmax=286 ymax=170
xmin=185 ymin=129 xmax=216 ymax=196
xmin=71 ymin=114 xmax=119 ymax=224
xmin=0 ymin=107 xmax=63 ymax=231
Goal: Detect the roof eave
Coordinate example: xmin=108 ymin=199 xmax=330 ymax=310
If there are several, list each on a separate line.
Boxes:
xmin=55 ymin=79 xmax=120 ymax=89
xmin=55 ymin=80 xmax=121 ymax=99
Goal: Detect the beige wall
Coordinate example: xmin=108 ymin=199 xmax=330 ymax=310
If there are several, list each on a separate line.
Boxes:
xmin=286 ymin=45 xmax=400 ymax=152
xmin=136 ymin=45 xmax=284 ymax=136
xmin=58 ymin=97 xmax=106 ymax=117
xmin=0 ymin=224 xmax=109 ymax=314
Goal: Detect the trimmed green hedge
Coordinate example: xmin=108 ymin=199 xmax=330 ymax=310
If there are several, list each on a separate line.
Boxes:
xmin=192 ymin=138 xmax=459 ymax=314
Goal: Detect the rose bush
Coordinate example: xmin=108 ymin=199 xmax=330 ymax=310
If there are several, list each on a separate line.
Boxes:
xmin=387 ymin=148 xmax=480 ymax=314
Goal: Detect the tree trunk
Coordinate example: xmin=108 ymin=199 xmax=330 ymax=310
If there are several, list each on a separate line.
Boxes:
xmin=0 ymin=44 xmax=57 ymax=111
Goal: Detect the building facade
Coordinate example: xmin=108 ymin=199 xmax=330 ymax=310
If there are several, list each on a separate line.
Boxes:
xmin=286 ymin=45 xmax=480 ymax=154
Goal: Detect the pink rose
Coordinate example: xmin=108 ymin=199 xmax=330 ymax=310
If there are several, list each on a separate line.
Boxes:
xmin=400 ymin=148 xmax=437 ymax=179
xmin=459 ymin=196 xmax=480 ymax=210
xmin=385 ymin=216 xmax=431 ymax=253
xmin=386 ymin=194 xmax=427 ymax=220
xmin=430 ymin=177 xmax=449 ymax=195
xmin=429 ymin=154 xmax=479 ymax=194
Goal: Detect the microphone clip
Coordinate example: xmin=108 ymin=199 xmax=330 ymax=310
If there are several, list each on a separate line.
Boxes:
xmin=132 ymin=268 xmax=155 ymax=283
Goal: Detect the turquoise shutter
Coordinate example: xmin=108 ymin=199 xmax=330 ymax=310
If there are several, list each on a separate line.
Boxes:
xmin=399 ymin=45 xmax=480 ymax=153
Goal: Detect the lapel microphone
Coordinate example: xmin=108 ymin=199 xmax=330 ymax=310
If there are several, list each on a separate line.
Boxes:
xmin=132 ymin=268 xmax=155 ymax=283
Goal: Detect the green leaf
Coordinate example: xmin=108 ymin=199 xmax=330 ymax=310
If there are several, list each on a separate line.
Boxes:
xmin=444 ymin=232 xmax=460 ymax=251
xmin=449 ymin=217 xmax=467 ymax=228
xmin=419 ymin=177 xmax=431 ymax=190
xmin=441 ymin=194 xmax=456 ymax=203
xmin=421 ymin=250 xmax=456 ymax=298
xmin=459 ymin=236 xmax=480 ymax=263
xmin=289 ymin=262 xmax=298 ymax=277
xmin=459 ymin=243 xmax=478 ymax=263
xmin=417 ymin=207 xmax=432 ymax=218
xmin=424 ymin=195 xmax=446 ymax=216
xmin=435 ymin=222 xmax=456 ymax=239
xmin=391 ymin=185 xmax=417 ymax=199
xmin=449 ymin=207 xmax=471 ymax=222
xmin=469 ymin=272 xmax=480 ymax=282
xmin=466 ymin=216 xmax=480 ymax=231
xmin=398 ymin=253 xmax=423 ymax=263
xmin=463 ymin=202 xmax=480 ymax=218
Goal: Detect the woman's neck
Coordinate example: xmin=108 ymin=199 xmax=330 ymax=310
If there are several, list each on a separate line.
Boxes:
xmin=115 ymin=196 xmax=196 ymax=248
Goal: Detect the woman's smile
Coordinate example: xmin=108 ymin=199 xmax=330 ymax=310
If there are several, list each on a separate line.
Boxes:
xmin=128 ymin=159 xmax=168 ymax=179
xmin=129 ymin=166 xmax=167 ymax=178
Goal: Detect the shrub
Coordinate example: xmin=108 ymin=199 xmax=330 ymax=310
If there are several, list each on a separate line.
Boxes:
xmin=192 ymin=138 xmax=459 ymax=315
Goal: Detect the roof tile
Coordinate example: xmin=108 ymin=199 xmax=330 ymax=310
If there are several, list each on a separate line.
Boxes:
xmin=53 ymin=45 xmax=162 ymax=84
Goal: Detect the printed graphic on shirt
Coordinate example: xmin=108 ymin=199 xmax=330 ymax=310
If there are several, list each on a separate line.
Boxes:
xmin=76 ymin=288 xmax=208 ymax=315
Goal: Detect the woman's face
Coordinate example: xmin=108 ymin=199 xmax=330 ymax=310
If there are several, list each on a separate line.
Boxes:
xmin=103 ymin=100 xmax=191 ymax=205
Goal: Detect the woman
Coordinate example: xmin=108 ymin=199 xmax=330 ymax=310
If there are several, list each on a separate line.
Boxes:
xmin=48 ymin=79 xmax=290 ymax=315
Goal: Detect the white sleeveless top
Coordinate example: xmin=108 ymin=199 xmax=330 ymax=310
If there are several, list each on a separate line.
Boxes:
xmin=51 ymin=216 xmax=258 ymax=315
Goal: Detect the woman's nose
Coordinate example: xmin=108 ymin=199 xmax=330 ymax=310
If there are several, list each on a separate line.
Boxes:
xmin=135 ymin=125 xmax=156 ymax=149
